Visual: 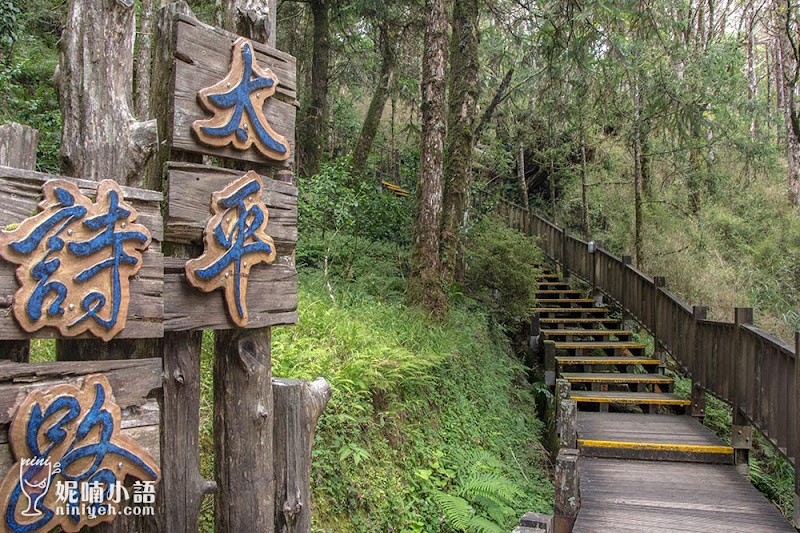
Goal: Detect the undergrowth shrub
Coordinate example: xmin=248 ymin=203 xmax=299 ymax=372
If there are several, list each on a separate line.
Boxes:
xmin=465 ymin=216 xmax=543 ymax=329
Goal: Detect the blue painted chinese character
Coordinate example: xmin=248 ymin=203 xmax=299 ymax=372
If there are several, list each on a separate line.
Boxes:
xmin=0 ymin=179 xmax=152 ymax=341
xmin=0 ymin=375 xmax=160 ymax=532
xmin=185 ymin=172 xmax=277 ymax=327
xmin=193 ymin=37 xmax=291 ymax=161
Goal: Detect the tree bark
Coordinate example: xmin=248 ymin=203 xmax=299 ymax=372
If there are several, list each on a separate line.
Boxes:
xmin=298 ymin=0 xmax=331 ymax=178
xmin=517 ymin=144 xmax=529 ymax=209
xmin=0 ymin=123 xmax=37 ymax=364
xmin=224 ymin=0 xmax=277 ymax=47
xmin=351 ymin=22 xmax=396 ymax=178
xmin=54 ymin=0 xmax=159 ymax=364
xmin=441 ymin=0 xmax=479 ymax=284
xmin=774 ymin=0 xmax=800 ymax=206
xmin=474 ymin=67 xmax=513 ymax=140
xmin=633 ymin=80 xmax=644 ymax=267
xmin=56 ymin=0 xmax=157 ymax=186
xmin=406 ymin=0 xmax=448 ymax=318
xmin=214 ymin=329 xmax=274 ymax=533
xmin=135 ymin=0 xmax=155 ymax=119
xmin=273 ymin=378 xmax=331 ymax=532
xmin=579 ymin=118 xmax=589 ymax=233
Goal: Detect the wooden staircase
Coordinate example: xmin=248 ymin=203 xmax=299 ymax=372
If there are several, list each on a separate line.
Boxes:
xmin=535 ymin=268 xmax=733 ymax=465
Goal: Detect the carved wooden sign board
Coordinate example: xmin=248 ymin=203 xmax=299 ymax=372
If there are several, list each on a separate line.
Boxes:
xmin=0 ymin=371 xmax=161 ymax=533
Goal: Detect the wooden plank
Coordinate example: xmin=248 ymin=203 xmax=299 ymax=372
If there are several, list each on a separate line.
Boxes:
xmin=165 ymin=162 xmax=296 ymax=256
xmin=163 ymin=257 xmax=297 ymax=330
xmin=540 ymin=318 xmax=619 ymax=324
xmin=171 ymin=15 xmax=297 ymax=167
xmin=570 ymin=391 xmax=690 ymax=406
xmin=542 ymin=330 xmax=633 ymax=336
xmin=532 ymin=308 xmax=608 ymax=314
xmin=573 ymin=458 xmax=796 ymax=533
xmin=560 ymin=372 xmax=672 ymax=384
xmin=557 ymin=356 xmax=660 ymax=365
xmin=555 ymin=342 xmax=645 ymax=350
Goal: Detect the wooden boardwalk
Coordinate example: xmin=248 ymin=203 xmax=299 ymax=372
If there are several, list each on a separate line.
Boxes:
xmin=533 ymin=268 xmax=796 ymax=532
xmin=574 ymin=458 xmax=796 ymax=532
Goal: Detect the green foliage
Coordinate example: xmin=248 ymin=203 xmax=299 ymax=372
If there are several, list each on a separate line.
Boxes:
xmin=298 ymin=158 xmax=414 ymax=245
xmin=464 ymin=216 xmax=543 ymax=328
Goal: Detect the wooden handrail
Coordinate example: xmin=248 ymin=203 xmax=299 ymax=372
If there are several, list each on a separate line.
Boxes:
xmin=479 ymin=189 xmax=799 ymax=474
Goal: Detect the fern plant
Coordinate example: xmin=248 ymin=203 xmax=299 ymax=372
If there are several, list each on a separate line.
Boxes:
xmin=431 ymin=450 xmax=522 ymax=532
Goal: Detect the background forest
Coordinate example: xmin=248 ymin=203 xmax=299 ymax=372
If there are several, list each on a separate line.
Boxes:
xmin=2 ymin=0 xmax=800 ymax=530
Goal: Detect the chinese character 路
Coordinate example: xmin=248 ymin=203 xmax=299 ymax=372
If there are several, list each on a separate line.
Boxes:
xmin=0 ymin=375 xmax=160 ymax=532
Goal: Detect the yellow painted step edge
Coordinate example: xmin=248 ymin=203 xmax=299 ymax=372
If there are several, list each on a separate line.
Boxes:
xmin=562 ymin=375 xmax=672 ymax=383
xmin=577 ymin=439 xmax=733 ymax=455
xmin=556 ymin=358 xmax=660 ymax=365
xmin=570 ymin=395 xmax=690 ymax=406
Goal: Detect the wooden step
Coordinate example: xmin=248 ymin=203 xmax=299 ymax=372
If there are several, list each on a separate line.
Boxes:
xmin=576 ymin=412 xmax=733 ymax=463
xmin=540 ymin=318 xmax=620 ymax=325
xmin=557 ymin=356 xmax=660 ymax=366
xmin=570 ymin=391 xmax=690 ymax=406
xmin=542 ymin=330 xmax=633 ymax=337
xmin=537 ymin=298 xmax=596 ymax=305
xmin=533 ymin=308 xmax=608 ymax=314
xmin=561 ymin=373 xmax=672 ymax=385
xmin=536 ymin=281 xmax=570 ymax=287
xmin=554 ymin=341 xmax=645 ymax=351
xmin=537 ymin=274 xmax=560 ymax=279
xmin=536 ymin=290 xmax=582 ymax=295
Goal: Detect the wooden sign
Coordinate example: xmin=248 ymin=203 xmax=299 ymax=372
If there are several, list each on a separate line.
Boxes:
xmin=0 ymin=373 xmax=160 ymax=533
xmin=185 ymin=171 xmax=277 ymax=327
xmin=193 ymin=37 xmax=291 ymax=161
xmin=170 ymin=15 xmax=296 ymax=166
xmin=163 ymin=163 xmax=297 ymax=331
xmin=0 ymin=178 xmax=153 ymax=341
xmin=0 ymin=166 xmax=164 ymax=340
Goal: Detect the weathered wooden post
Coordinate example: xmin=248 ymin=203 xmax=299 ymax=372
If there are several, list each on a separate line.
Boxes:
xmin=732 ymin=308 xmax=754 ymax=476
xmin=621 ymin=255 xmax=633 ymax=329
xmin=559 ymin=399 xmax=577 ymax=450
xmin=591 ymin=240 xmax=603 ymax=306
xmin=553 ymin=448 xmax=580 ymax=533
xmin=561 ymin=229 xmax=570 ymax=280
xmin=0 ymin=123 xmax=38 ymax=363
xmin=652 ymin=276 xmax=665 ymax=369
xmin=545 ymin=340 xmax=557 ymax=387
xmin=690 ymin=306 xmax=707 ymax=420
xmin=555 ymin=378 xmax=571 ymax=438
xmin=794 ymin=331 xmax=799 ymax=528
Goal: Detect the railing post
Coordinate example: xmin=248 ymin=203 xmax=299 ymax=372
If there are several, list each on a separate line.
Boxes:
xmin=653 ymin=277 xmax=665 ymax=369
xmin=591 ymin=241 xmax=603 ymax=306
xmin=794 ymin=331 xmax=799 ymax=528
xmin=691 ymin=306 xmax=707 ymax=420
xmin=545 ymin=340 xmax=557 ymax=387
xmin=555 ymin=378 xmax=571 ymax=437
xmin=553 ymin=449 xmax=580 ymax=533
xmin=561 ymin=229 xmax=570 ymax=280
xmin=559 ymin=399 xmax=577 ymax=449
xmin=621 ymin=256 xmax=633 ymax=329
xmin=733 ymin=307 xmax=754 ymax=476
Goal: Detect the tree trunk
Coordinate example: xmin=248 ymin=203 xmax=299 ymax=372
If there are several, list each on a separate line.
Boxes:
xmin=54 ymin=0 xmax=158 ymax=363
xmin=406 ymin=0 xmax=448 ymax=318
xmin=214 ymin=329 xmax=275 ymax=532
xmin=633 ymin=81 xmax=644 ymax=267
xmin=134 ymin=0 xmax=155 ymax=119
xmin=273 ymin=378 xmax=331 ymax=532
xmin=224 ymin=0 xmax=277 ymax=47
xmin=517 ymin=144 xmax=529 ymax=209
xmin=441 ymin=0 xmax=479 ymax=284
xmin=474 ymin=67 xmax=514 ymax=140
xmin=298 ymin=0 xmax=331 ymax=178
xmin=351 ymin=22 xmax=396 ymax=177
xmin=747 ymin=6 xmax=758 ymax=138
xmin=580 ymin=118 xmax=589 ymax=233
xmin=773 ymin=1 xmax=800 ymax=205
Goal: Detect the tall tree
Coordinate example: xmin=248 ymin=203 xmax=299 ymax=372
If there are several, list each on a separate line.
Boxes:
xmin=440 ymin=0 xmax=479 ymax=284
xmin=773 ymin=0 xmax=800 ymax=205
xmin=406 ymin=0 xmax=448 ymax=317
xmin=351 ymin=18 xmax=397 ymax=176
xmin=299 ymin=0 xmax=332 ymax=177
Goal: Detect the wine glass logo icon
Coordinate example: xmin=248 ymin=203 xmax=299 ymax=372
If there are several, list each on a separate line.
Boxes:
xmin=18 ymin=456 xmax=60 ymax=517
